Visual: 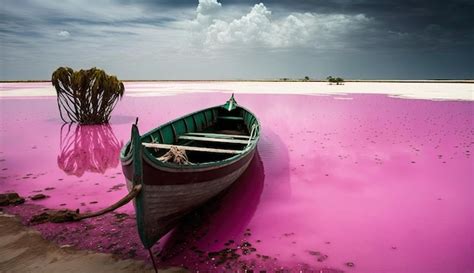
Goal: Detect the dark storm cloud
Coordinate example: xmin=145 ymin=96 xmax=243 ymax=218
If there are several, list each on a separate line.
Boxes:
xmin=44 ymin=16 xmax=178 ymax=28
xmin=269 ymin=0 xmax=474 ymax=37
xmin=118 ymin=0 xmax=474 ymax=28
xmin=276 ymin=0 xmax=474 ymax=52
xmin=116 ymin=0 xmax=474 ymax=49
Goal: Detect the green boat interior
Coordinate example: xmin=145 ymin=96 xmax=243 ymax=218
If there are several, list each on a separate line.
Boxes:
xmin=128 ymin=105 xmax=259 ymax=164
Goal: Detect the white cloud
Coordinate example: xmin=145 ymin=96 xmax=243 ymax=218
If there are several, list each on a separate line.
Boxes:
xmin=192 ymin=1 xmax=370 ymax=49
xmin=57 ymin=30 xmax=71 ymax=39
xmin=196 ymin=0 xmax=222 ymax=15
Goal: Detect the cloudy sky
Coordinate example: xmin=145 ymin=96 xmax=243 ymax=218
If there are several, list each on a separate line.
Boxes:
xmin=0 ymin=0 xmax=472 ymax=80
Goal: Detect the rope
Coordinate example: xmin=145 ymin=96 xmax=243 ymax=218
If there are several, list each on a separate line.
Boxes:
xmin=157 ymin=146 xmax=192 ymax=164
xmin=75 ymin=184 xmax=142 ymax=220
xmin=148 ymin=248 xmax=158 ymax=273
xmin=247 ymin=124 xmax=258 ymax=146
xmin=30 ymin=185 xmax=142 ymax=224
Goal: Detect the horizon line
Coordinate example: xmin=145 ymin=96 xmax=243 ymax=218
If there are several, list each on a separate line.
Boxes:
xmin=1 ymin=79 xmax=473 ymax=84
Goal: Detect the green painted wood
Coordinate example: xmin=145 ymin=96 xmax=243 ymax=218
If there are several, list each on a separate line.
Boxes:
xmin=176 ymin=120 xmax=186 ymax=134
xmin=195 ymin=112 xmax=206 ymax=130
xmin=162 ymin=125 xmax=175 ymax=144
xmin=185 ymin=116 xmax=195 ymax=132
xmin=204 ymin=110 xmax=213 ymax=125
xmin=130 ymin=124 xmax=149 ymax=248
xmin=222 ymin=93 xmax=237 ymax=111
xmin=171 ymin=124 xmax=178 ymax=142
xmin=244 ymin=112 xmax=251 ymax=126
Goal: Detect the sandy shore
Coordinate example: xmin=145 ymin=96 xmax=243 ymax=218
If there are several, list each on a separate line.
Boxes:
xmin=0 ymin=213 xmax=186 ymax=273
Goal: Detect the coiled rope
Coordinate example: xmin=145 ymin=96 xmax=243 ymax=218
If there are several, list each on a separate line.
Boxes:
xmin=157 ymin=146 xmax=192 ymax=164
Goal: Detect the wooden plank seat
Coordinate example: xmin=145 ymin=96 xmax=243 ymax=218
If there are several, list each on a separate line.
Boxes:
xmin=178 ymin=135 xmax=249 ymax=144
xmin=217 ymin=116 xmax=244 ymax=121
xmin=143 ymin=143 xmax=242 ymax=154
xmin=185 ymin=132 xmax=250 ymax=139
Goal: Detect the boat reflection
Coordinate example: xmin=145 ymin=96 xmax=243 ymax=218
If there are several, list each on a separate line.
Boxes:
xmin=57 ymin=123 xmax=122 ymax=177
xmin=158 ymin=151 xmax=265 ymax=261
xmin=257 ymin=129 xmax=291 ymax=201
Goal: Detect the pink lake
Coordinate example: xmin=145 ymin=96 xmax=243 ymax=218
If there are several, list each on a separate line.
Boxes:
xmin=0 ymin=84 xmax=473 ymax=272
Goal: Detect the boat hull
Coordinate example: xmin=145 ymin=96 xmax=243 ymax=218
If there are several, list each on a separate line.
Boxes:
xmin=121 ymin=149 xmax=256 ymax=248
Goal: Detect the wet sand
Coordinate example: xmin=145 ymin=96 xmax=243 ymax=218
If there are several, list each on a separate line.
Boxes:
xmin=0 ymin=213 xmax=185 ymax=273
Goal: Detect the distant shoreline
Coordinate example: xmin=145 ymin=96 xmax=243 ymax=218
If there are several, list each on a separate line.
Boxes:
xmin=1 ymin=80 xmax=472 ymax=101
xmin=1 ymin=79 xmax=473 ymax=83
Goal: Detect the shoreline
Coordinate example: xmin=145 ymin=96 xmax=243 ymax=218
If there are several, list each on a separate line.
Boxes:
xmin=0 ymin=81 xmax=473 ymax=101
xmin=0 ymin=213 xmax=185 ymax=273
xmin=1 ymin=79 xmax=473 ymax=83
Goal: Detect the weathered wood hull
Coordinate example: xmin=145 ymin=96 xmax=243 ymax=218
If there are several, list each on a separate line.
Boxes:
xmin=122 ymin=149 xmax=255 ymax=248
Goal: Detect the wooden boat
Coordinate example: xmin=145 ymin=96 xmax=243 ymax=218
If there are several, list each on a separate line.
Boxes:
xmin=120 ymin=94 xmax=260 ymax=249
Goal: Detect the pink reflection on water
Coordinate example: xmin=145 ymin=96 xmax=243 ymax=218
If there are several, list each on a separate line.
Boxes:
xmin=1 ymin=90 xmax=473 ymax=272
xmin=58 ymin=124 xmax=122 ymax=177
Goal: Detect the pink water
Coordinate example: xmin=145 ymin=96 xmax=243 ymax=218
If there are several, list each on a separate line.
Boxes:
xmin=0 ymin=87 xmax=473 ymax=272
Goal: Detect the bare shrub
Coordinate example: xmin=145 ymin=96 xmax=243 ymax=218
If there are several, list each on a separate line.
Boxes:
xmin=51 ymin=67 xmax=124 ymax=124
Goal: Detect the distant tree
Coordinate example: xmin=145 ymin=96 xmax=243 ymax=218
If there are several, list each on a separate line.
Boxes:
xmin=304 ymin=76 xmax=310 ymax=81
xmin=52 ymin=67 xmax=124 ymax=124
xmin=326 ymin=76 xmax=335 ymax=85
xmin=327 ymin=76 xmax=344 ymax=85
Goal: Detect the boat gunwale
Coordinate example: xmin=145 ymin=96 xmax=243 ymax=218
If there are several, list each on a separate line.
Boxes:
xmin=120 ymin=102 xmax=260 ymax=170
